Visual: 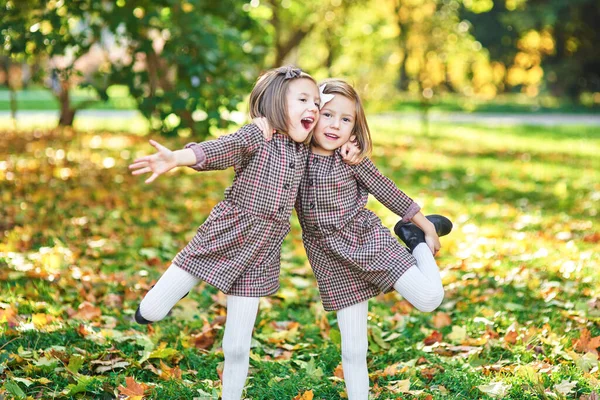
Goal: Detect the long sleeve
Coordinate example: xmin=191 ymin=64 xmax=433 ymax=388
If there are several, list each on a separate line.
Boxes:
xmin=184 ymin=124 xmax=265 ymax=171
xmin=352 ymin=157 xmax=420 ymax=222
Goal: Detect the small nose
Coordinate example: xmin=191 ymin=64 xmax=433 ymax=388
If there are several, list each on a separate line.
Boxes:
xmin=331 ymin=118 xmax=340 ymax=129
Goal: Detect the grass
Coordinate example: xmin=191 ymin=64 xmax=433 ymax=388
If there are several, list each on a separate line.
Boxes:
xmin=0 ymin=116 xmax=599 ymax=399
xmin=2 ymin=86 xmax=599 ymax=115
xmin=0 ymin=85 xmax=137 ymax=111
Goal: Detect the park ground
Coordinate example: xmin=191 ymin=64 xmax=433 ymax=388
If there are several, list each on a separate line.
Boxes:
xmin=0 ymin=112 xmax=599 ymax=399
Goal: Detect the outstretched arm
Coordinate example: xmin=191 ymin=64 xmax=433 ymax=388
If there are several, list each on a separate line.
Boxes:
xmin=186 ymin=124 xmax=264 ymax=171
xmin=129 ymin=140 xmax=197 ymax=183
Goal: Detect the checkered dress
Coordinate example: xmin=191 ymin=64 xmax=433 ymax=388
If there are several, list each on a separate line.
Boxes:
xmin=172 ymin=124 xmax=308 ymax=297
xmin=296 ymin=151 xmax=421 ymax=311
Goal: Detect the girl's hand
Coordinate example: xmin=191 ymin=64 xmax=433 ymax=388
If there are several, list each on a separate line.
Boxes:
xmin=424 ymin=232 xmax=442 ymax=255
xmin=340 ymin=136 xmax=363 ymax=165
xmin=129 ymin=140 xmax=177 ymax=183
xmin=253 ymin=117 xmax=275 ymax=141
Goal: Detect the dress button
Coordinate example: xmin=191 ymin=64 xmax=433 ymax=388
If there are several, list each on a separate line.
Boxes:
xmin=309 ymin=202 xmax=315 ymax=210
xmin=313 ymin=158 xmax=319 ymax=164
xmin=289 ymin=162 xmax=295 ymax=169
xmin=283 ymin=183 xmax=290 ymax=189
xmin=278 ymin=206 xmax=285 ymax=212
xmin=287 ymin=141 xmax=294 ymax=147
xmin=308 ymin=179 xmax=314 ymax=186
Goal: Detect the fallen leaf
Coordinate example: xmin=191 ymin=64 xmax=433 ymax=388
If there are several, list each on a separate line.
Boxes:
xmin=432 ymin=312 xmax=452 ymax=328
xmin=421 ymin=365 xmax=444 ymax=380
xmin=117 ymin=376 xmax=148 ymax=400
xmin=478 ymin=381 xmax=512 ymax=398
xmin=334 ymin=363 xmax=344 ymax=379
xmin=0 ymin=306 xmax=19 ymax=326
xmin=424 ymin=331 xmax=443 ymax=345
xmin=72 ymin=301 xmax=102 ymax=321
xmin=580 ymin=391 xmax=599 ymax=400
xmin=553 ymin=379 xmax=577 ymax=396
xmin=159 ymin=361 xmax=182 ymax=380
xmin=190 ymin=329 xmax=216 ymax=350
xmin=447 ymin=325 xmax=468 ymax=343
xmin=574 ymin=329 xmax=600 ymax=355
xmin=382 ymin=363 xmax=399 ymax=377
xmin=292 ymin=390 xmax=314 ymax=400
xmin=386 ymin=379 xmax=411 ymax=394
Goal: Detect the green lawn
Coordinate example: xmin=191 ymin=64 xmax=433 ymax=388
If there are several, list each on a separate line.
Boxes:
xmin=1 ymin=117 xmax=599 ymax=399
xmin=2 ymin=86 xmax=599 ymax=114
xmin=0 ymin=86 xmax=137 ymax=111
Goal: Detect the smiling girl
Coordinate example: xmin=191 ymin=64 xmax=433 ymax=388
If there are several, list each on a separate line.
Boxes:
xmin=129 ymin=66 xmax=321 ymax=400
xmin=256 ymin=78 xmax=453 ymax=399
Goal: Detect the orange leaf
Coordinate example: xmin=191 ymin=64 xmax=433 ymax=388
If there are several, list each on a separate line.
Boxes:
xmin=190 ymin=329 xmax=215 ymax=350
xmin=292 ymin=390 xmax=314 ymax=400
xmin=574 ymin=329 xmax=600 ymax=355
xmin=431 ymin=312 xmax=452 ymax=329
xmin=392 ymin=300 xmax=414 ymax=314
xmin=421 ymin=365 xmax=444 ymax=380
xmin=0 ymin=306 xmax=18 ymax=326
xmin=504 ymin=329 xmax=518 ymax=345
xmin=333 ymin=363 xmax=345 ymax=379
xmin=383 ymin=363 xmax=400 ymax=377
xmin=424 ymin=331 xmax=443 ymax=345
xmin=117 ymin=376 xmax=148 ymax=399
xmin=72 ymin=301 xmax=102 ymax=321
xmin=159 ymin=361 xmax=182 ymax=380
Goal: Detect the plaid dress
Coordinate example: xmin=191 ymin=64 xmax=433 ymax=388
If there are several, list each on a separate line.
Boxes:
xmin=296 ymin=151 xmax=421 ymax=311
xmin=173 ymin=124 xmax=308 ymax=297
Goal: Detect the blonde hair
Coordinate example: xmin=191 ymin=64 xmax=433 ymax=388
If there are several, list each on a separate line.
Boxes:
xmin=319 ymin=78 xmax=373 ymax=158
xmin=249 ymin=66 xmax=316 ymax=134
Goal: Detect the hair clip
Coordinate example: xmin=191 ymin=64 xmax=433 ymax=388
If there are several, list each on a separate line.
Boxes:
xmin=319 ymin=84 xmax=335 ymax=109
xmin=278 ymin=66 xmax=301 ymax=80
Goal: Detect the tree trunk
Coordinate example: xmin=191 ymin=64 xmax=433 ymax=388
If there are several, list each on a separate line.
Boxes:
xmin=394 ymin=1 xmax=410 ymax=92
xmin=58 ymin=80 xmax=75 ymax=126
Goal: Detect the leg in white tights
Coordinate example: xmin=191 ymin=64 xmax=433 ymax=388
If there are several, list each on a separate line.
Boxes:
xmin=221 ymin=295 xmax=260 ymax=400
xmin=393 ymin=243 xmax=444 ymax=312
xmin=337 ymin=300 xmax=369 ymax=400
xmin=138 ymin=263 xmax=200 ymax=322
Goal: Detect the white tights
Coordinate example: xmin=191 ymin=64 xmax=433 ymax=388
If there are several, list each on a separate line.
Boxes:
xmin=337 ymin=243 xmax=444 ymax=399
xmin=137 ymin=265 xmax=259 ymax=400
xmin=137 ymin=243 xmax=443 ymax=400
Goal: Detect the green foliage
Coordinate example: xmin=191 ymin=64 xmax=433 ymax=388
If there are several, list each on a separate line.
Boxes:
xmin=0 ymin=0 xmax=267 ymax=136
xmin=102 ymin=0 xmax=267 ymax=138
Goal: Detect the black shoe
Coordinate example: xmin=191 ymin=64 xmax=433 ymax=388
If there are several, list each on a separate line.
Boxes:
xmin=134 ymin=306 xmax=152 ymax=325
xmin=394 ymin=214 xmax=453 ymax=252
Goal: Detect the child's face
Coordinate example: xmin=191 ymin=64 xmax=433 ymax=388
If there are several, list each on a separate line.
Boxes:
xmin=311 ymin=94 xmax=356 ymax=156
xmin=285 ymin=78 xmax=320 ymax=143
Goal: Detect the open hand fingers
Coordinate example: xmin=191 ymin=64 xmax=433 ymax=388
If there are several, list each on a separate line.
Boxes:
xmin=131 ymin=166 xmax=152 ymax=176
xmin=145 ymin=173 xmax=159 ymax=184
xmin=129 ymin=161 xmax=149 ymax=171
xmin=149 ymin=139 xmax=169 ymax=152
xmin=131 ymin=156 xmax=152 ymax=165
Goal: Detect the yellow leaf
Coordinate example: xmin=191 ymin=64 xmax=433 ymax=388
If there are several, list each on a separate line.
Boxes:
xmin=447 ymin=325 xmax=468 ymax=343
xmin=32 ymin=313 xmax=49 ymax=328
xmin=292 ymin=390 xmax=314 ymax=400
